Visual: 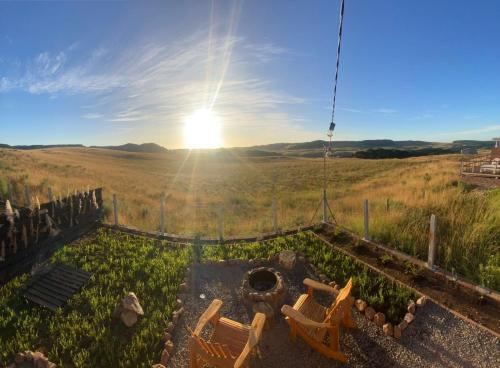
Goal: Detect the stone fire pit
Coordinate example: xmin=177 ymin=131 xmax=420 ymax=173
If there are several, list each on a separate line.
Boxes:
xmin=241 ymin=267 xmax=285 ymax=313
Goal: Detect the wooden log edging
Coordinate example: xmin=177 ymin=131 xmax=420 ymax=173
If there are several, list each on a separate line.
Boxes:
xmin=322 ymin=221 xmax=500 ymax=305
xmin=312 ymin=231 xmax=500 ymax=340
xmin=99 ymin=222 xmax=318 ymax=245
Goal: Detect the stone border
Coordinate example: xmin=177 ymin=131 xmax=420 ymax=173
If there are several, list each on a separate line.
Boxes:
xmin=294 ymin=251 xmax=423 ymax=339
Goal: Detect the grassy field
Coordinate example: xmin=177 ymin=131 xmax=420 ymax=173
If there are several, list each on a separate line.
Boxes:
xmin=0 ymin=147 xmax=498 ymax=289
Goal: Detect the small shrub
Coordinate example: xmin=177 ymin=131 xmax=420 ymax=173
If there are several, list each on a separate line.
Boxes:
xmin=378 ymin=254 xmax=393 ymax=266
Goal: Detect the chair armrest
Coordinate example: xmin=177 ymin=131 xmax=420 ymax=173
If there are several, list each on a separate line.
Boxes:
xmin=303 ymin=278 xmax=336 ymax=294
xmin=281 ymin=305 xmax=330 ymax=329
xmin=194 ymin=299 xmax=223 ymax=335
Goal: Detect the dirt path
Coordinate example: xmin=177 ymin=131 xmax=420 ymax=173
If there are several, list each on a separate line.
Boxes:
xmin=169 ymin=261 xmax=500 ymax=368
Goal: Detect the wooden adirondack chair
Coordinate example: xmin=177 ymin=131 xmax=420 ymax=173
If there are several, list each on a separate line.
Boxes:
xmin=189 ymin=299 xmax=266 ymax=368
xmin=281 ymin=277 xmax=356 ymax=363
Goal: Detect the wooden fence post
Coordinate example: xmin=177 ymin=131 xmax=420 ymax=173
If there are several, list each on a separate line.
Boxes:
xmin=160 ymin=195 xmax=165 ymax=234
xmin=427 ymin=214 xmax=437 ymax=270
xmin=272 ymin=198 xmax=278 ymax=233
xmin=7 ymin=181 xmax=13 ymax=203
xmin=113 ymin=194 xmax=118 ymax=226
xmin=24 ymin=185 xmax=31 ymax=208
xmin=363 ymin=199 xmax=370 ymax=240
xmin=48 ymin=187 xmax=53 ymax=203
xmin=217 ymin=204 xmax=224 ymax=241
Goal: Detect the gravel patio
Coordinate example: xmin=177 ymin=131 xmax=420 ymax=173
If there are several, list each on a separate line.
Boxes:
xmin=169 ymin=261 xmax=500 ymax=368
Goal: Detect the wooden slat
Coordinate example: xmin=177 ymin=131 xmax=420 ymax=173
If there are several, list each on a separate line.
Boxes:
xmin=24 ymin=264 xmax=90 ymax=310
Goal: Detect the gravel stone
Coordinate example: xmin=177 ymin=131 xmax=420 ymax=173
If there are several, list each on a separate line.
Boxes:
xmin=168 ymin=262 xmax=500 ymax=368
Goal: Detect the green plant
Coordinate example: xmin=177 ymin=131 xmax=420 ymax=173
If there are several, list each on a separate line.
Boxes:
xmin=378 ymin=254 xmax=393 ymax=266
xmin=0 ymin=228 xmax=192 ymax=367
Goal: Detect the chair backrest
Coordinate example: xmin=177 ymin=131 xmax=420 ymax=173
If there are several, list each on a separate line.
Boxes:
xmin=234 ymin=312 xmax=266 ymax=368
xmin=191 ymin=333 xmax=235 ymax=360
xmin=323 ymin=278 xmax=353 ymax=324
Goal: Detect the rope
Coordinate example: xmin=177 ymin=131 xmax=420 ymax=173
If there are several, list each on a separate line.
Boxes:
xmin=330 ymin=0 xmax=346 ymax=124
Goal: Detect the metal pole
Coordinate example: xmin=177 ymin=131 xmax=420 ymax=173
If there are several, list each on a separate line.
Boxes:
xmin=322 ymin=152 xmax=328 ymax=223
xmin=160 ymin=195 xmax=165 ymax=234
xmin=427 ymin=214 xmax=437 ymax=270
xmin=363 ymin=199 xmax=369 ymax=240
xmin=113 ymin=194 xmax=118 ymax=226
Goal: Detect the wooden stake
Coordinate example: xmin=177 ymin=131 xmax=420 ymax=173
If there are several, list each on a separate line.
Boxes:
xmin=272 ymin=198 xmax=278 ymax=233
xmin=24 ymin=185 xmax=31 ymax=208
xmin=217 ymin=204 xmax=224 ymax=241
xmin=113 ymin=194 xmax=118 ymax=226
xmin=427 ymin=214 xmax=437 ymax=270
xmin=0 ymin=241 xmax=5 ymax=261
xmin=22 ymin=225 xmax=28 ymax=248
xmin=363 ymin=199 xmax=370 ymax=240
xmin=160 ymin=195 xmax=165 ymax=234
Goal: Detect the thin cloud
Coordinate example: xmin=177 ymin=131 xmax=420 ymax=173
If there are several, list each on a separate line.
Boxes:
xmin=82 ymin=113 xmax=103 ymax=119
xmin=0 ymin=31 xmax=316 ymax=147
xmin=437 ymin=124 xmax=500 ymax=136
xmin=371 ymin=108 xmax=397 ymax=114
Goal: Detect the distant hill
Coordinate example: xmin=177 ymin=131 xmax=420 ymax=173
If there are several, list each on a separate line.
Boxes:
xmin=0 ymin=144 xmax=84 ymax=150
xmin=452 ymin=140 xmax=493 ymax=149
xmin=91 ymin=143 xmax=168 ymax=153
xmin=255 ymin=139 xmax=437 ymax=152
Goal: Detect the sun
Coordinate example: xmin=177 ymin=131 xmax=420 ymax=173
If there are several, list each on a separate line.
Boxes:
xmin=184 ymin=108 xmax=222 ymax=149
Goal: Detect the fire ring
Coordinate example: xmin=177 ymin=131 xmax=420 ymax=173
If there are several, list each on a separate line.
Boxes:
xmin=241 ymin=267 xmax=285 ymax=312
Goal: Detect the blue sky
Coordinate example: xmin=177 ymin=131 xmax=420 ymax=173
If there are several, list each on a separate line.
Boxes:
xmin=1 ymin=0 xmax=499 ymax=148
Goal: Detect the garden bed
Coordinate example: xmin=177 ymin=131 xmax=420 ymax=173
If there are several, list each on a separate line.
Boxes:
xmin=317 ymin=226 xmax=500 ymax=335
xmin=0 ymin=228 xmax=192 ymax=367
xmin=201 ymin=231 xmax=417 ymax=325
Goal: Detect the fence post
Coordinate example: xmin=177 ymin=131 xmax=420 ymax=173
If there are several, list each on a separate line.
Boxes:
xmin=48 ymin=187 xmax=53 ymax=203
xmin=322 ymin=189 xmax=328 ymax=223
xmin=160 ymin=195 xmax=165 ymax=234
xmin=113 ymin=194 xmax=118 ymax=226
xmin=272 ymin=198 xmax=278 ymax=233
xmin=363 ymin=199 xmax=370 ymax=240
xmin=24 ymin=185 xmax=31 ymax=208
xmin=217 ymin=204 xmax=224 ymax=241
xmin=386 ymin=198 xmax=390 ymax=212
xmin=7 ymin=181 xmax=13 ymax=203
xmin=427 ymin=214 xmax=437 ymax=270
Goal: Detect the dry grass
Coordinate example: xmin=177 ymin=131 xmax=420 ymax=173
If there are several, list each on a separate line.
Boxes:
xmin=0 ymin=147 xmax=498 ymax=288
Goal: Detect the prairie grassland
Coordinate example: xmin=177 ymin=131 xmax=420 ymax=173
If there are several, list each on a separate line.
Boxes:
xmin=0 ymin=147 xmax=498 ymax=288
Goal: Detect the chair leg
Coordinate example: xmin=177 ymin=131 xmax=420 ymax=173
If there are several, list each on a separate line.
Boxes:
xmin=342 ymin=308 xmax=357 ymax=329
xmin=189 ymin=349 xmax=198 ymax=368
xmin=329 ymin=325 xmax=340 ymax=352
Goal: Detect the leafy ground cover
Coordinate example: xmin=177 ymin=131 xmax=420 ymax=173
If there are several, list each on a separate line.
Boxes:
xmin=0 ymin=228 xmax=192 ymax=367
xmin=201 ymin=231 xmax=416 ymax=324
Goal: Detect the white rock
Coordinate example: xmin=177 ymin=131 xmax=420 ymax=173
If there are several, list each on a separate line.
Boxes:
xmin=122 ymin=292 xmax=144 ymax=315
xmin=121 ymin=310 xmax=138 ymax=327
xmin=416 ymin=296 xmax=428 ymax=307
xmin=364 ymin=306 xmax=376 ymax=320
xmin=404 ymin=313 xmax=414 ymax=324
xmin=279 ymin=250 xmax=296 ymax=270
xmin=383 ymin=323 xmax=393 ymax=336
xmin=407 ymin=301 xmax=416 ymax=314
xmin=355 ymin=299 xmax=367 ymax=312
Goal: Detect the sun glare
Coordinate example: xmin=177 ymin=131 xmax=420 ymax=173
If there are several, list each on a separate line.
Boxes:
xmin=184 ymin=108 xmax=222 ymax=149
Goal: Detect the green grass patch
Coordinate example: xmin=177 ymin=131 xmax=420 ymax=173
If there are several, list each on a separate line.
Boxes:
xmin=202 ymin=231 xmax=416 ymax=324
xmin=0 ymin=228 xmax=192 ymax=367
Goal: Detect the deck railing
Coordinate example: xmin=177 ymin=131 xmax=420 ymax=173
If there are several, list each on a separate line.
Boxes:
xmin=461 ymin=155 xmax=500 ymax=177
